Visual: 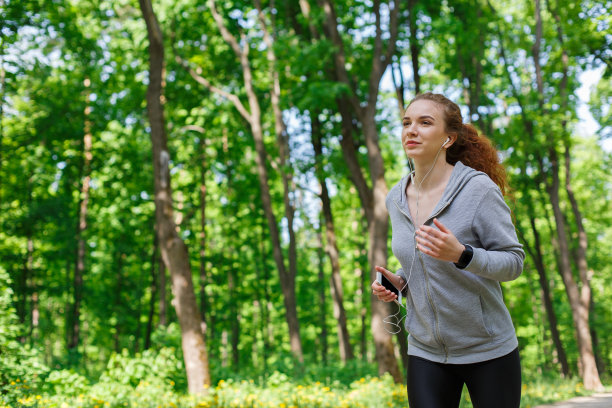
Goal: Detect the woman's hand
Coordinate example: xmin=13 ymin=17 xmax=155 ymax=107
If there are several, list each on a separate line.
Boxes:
xmin=371 ymin=266 xmax=404 ymax=303
xmin=415 ymin=218 xmax=465 ymax=263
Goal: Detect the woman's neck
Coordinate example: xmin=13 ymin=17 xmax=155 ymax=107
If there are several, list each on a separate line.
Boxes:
xmin=411 ymin=155 xmax=451 ymax=192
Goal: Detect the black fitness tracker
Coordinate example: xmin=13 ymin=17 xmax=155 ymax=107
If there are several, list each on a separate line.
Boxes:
xmin=454 ymin=244 xmax=473 ymax=269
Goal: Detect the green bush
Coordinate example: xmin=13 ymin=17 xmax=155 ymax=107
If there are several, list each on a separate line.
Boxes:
xmin=99 ymin=347 xmax=185 ymax=389
xmin=0 ymin=366 xmax=601 ymax=408
xmin=42 ymin=370 xmax=90 ymax=397
xmin=0 ymin=267 xmax=49 ymax=406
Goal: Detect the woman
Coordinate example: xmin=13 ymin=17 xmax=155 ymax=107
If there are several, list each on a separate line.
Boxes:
xmin=372 ymin=92 xmax=524 ymax=408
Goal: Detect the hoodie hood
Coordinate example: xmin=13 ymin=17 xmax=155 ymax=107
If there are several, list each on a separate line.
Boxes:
xmin=391 ymin=161 xmax=487 ymax=227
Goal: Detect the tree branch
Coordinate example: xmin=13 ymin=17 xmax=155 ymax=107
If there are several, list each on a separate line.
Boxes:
xmin=208 ymin=0 xmax=243 ymax=58
xmin=209 ymin=0 xmax=261 ymax=121
xmin=173 ymin=52 xmax=251 ymax=120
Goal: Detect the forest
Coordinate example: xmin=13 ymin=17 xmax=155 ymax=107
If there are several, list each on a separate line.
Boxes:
xmin=1 ymin=0 xmax=611 ymax=407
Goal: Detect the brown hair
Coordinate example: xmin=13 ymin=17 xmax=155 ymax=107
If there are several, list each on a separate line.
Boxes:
xmin=409 ymin=92 xmax=509 ymax=196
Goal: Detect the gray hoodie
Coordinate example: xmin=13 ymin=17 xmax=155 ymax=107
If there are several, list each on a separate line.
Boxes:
xmin=387 ymin=161 xmax=524 ymax=364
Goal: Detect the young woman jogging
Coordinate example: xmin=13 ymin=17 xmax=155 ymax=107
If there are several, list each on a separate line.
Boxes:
xmin=373 ymin=92 xmax=524 ymax=408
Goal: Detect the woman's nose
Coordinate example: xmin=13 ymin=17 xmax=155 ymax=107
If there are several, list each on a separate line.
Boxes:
xmin=405 ymin=123 xmax=417 ymax=135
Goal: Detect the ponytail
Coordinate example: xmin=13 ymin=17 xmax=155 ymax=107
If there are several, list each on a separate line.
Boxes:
xmin=446 ymin=124 xmax=509 ymax=196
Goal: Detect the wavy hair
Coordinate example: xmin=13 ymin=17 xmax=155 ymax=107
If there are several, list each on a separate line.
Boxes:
xmin=409 ymin=92 xmax=509 ymax=196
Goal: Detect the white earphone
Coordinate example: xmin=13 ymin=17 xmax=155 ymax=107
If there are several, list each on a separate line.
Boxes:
xmin=442 ymin=137 xmax=451 ymax=147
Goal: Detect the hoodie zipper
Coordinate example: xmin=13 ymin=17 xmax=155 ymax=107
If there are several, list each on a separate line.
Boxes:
xmin=394 ymin=198 xmax=451 ymax=362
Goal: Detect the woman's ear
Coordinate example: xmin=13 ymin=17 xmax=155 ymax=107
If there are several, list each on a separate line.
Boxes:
xmin=443 ymin=134 xmax=457 ymax=148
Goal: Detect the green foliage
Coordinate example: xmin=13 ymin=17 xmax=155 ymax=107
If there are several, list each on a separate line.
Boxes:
xmin=0 ymin=267 xmax=50 ymax=406
xmin=0 ymin=268 xmax=19 ymax=355
xmin=1 ymin=0 xmax=611 ymax=406
xmin=0 ymin=370 xmax=596 ymax=408
xmin=98 ymin=347 xmax=187 ymax=392
xmin=42 ymin=370 xmax=90 ymax=398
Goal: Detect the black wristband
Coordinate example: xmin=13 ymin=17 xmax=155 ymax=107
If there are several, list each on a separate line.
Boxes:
xmin=454 ymin=244 xmax=473 ymax=269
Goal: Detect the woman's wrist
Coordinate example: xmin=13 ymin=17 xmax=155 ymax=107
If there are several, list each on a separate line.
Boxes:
xmin=397 ymin=276 xmax=407 ymax=295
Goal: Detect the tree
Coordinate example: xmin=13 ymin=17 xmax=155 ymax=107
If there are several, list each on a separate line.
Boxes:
xmin=138 ymin=0 xmax=210 ymax=393
xmin=531 ymin=0 xmax=602 ymax=390
xmin=174 ymin=0 xmax=305 ymax=362
xmin=316 ymin=0 xmax=402 ymax=382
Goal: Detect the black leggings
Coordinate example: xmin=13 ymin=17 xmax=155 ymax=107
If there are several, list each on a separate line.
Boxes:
xmin=407 ymin=348 xmax=521 ymax=408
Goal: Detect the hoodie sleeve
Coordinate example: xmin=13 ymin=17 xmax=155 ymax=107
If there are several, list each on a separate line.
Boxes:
xmin=463 ymin=187 xmax=525 ymax=282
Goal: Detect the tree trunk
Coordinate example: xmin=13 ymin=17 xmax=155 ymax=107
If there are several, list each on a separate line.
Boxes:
xmin=529 ymin=215 xmax=569 ymax=376
xmin=158 ymin=244 xmax=167 ymax=327
xmin=562 ymin=143 xmax=602 ymax=389
xmin=28 ymin=233 xmax=38 ymax=344
xmin=395 ymin=320 xmax=409 ymax=374
xmin=358 ymin=217 xmax=369 ymax=361
xmin=387 ymin=62 xmax=411 ymax=373
xmin=589 ymin=300 xmax=606 ymax=375
xmin=316 ymin=228 xmax=329 ymax=365
xmin=198 ymin=134 xmax=208 ymax=337
xmin=517 ymin=208 xmax=569 ymax=376
xmin=68 ymin=77 xmax=92 ymax=353
xmin=311 ymin=112 xmax=354 ymax=362
xmin=252 ymin=215 xmax=270 ymax=375
xmin=258 ymin=217 xmax=271 ymax=375
xmin=223 ymin=178 xmax=240 ymax=372
xmin=453 ymin=4 xmax=484 ymax=130
xmin=390 ymin=60 xmax=405 ymax=117
xmin=545 ymin=149 xmax=602 ymax=390
xmin=139 ymin=0 xmax=210 ymax=393
xmin=144 ymin=232 xmax=158 ymax=350
xmin=19 ymin=231 xmax=33 ymax=344
xmin=0 ymin=30 xmax=5 ymax=205
xmin=114 ymin=250 xmax=123 ymax=352
xmin=407 ymin=0 xmax=420 ymax=94
xmin=228 ymin=264 xmax=240 ymax=370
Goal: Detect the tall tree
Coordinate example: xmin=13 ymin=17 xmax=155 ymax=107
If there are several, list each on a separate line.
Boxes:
xmin=197 ymin=129 xmax=209 ymax=336
xmin=488 ymin=0 xmax=572 ymax=379
xmin=551 ymin=0 xmax=603 ymax=388
xmin=292 ymin=0 xmax=355 ymax=363
xmin=175 ymin=0 xmax=304 ymax=362
xmin=138 ymin=0 xmax=210 ymax=393
xmin=254 ymin=0 xmax=303 ymax=363
xmin=317 ymin=0 xmax=402 ymax=381
xmin=310 ymin=112 xmax=354 ymax=362
xmin=532 ymin=0 xmax=602 ymax=390
xmin=67 ymin=77 xmax=93 ymax=353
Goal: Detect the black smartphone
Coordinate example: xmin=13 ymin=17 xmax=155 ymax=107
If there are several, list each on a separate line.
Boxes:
xmin=376 ymin=272 xmax=399 ymax=296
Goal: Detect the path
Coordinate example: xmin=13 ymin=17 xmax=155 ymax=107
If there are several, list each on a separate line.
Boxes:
xmin=533 ymin=393 xmax=612 ymax=408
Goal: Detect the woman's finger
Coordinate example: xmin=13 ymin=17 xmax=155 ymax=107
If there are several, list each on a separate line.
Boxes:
xmin=433 ymin=218 xmax=450 ymax=233
xmin=374 ymin=265 xmax=403 ymax=289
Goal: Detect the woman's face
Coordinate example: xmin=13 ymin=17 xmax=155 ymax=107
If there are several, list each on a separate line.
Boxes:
xmin=402 ymin=99 xmax=450 ymax=160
